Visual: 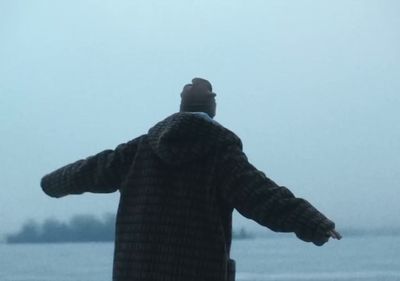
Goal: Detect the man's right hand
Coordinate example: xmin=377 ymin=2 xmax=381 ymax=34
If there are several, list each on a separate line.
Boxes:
xmin=295 ymin=218 xmax=341 ymax=246
xmin=312 ymin=228 xmax=342 ymax=246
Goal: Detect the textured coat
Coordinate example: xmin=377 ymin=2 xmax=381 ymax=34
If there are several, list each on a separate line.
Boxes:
xmin=41 ymin=112 xmax=333 ymax=281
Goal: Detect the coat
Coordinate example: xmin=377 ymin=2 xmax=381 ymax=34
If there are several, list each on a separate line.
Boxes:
xmin=41 ymin=112 xmax=334 ymax=281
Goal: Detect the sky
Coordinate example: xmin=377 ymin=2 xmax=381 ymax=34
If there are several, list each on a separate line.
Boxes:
xmin=1 ymin=0 xmax=399 ymax=238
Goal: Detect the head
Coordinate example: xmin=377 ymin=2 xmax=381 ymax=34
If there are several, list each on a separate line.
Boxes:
xmin=179 ymin=78 xmax=217 ymax=118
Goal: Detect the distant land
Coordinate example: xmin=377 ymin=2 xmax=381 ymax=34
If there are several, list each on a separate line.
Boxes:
xmin=4 ymin=214 xmax=400 ymax=244
xmin=5 ymin=214 xmax=254 ymax=244
xmin=6 ymin=214 xmax=115 ymax=244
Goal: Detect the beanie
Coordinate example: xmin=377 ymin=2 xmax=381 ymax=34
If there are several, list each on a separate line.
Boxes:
xmin=179 ymin=78 xmax=217 ymax=118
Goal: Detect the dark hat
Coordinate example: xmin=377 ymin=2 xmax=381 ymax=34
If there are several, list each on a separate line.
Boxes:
xmin=179 ymin=78 xmax=217 ymax=118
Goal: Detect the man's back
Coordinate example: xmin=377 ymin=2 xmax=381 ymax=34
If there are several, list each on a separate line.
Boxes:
xmin=41 ymin=78 xmax=338 ymax=281
xmin=42 ymin=112 xmax=242 ymax=280
xmin=113 ymin=113 xmax=240 ymax=280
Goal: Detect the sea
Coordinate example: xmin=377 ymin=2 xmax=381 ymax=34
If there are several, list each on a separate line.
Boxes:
xmin=0 ymin=235 xmax=399 ymax=281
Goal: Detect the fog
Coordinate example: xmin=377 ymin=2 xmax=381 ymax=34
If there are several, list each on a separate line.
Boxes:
xmin=1 ymin=0 xmax=399 ymax=238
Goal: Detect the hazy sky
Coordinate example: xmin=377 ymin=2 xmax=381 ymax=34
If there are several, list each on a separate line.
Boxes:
xmin=1 ymin=0 xmax=399 ymax=237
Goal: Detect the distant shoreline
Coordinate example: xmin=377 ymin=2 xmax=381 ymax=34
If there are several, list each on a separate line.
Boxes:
xmin=262 ymin=228 xmax=400 ymax=239
xmin=4 ymin=229 xmax=400 ymax=244
xmin=4 ymin=214 xmax=400 ymax=244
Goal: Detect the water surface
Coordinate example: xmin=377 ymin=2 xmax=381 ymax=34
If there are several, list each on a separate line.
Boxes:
xmin=1 ymin=236 xmax=399 ymax=281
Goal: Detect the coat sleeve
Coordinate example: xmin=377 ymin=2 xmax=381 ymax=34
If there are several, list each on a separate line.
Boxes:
xmin=218 ymin=143 xmax=334 ymax=243
xmin=41 ymin=137 xmax=140 ymax=198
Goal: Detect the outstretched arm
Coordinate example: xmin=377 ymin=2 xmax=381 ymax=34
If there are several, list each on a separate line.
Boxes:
xmin=218 ymin=144 xmax=337 ymax=245
xmin=41 ymin=137 xmax=140 ymax=198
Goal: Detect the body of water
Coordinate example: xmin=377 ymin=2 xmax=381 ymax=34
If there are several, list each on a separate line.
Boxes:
xmin=0 ymin=236 xmax=399 ymax=281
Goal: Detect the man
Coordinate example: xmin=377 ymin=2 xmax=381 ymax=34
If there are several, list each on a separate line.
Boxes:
xmin=41 ymin=78 xmax=340 ymax=281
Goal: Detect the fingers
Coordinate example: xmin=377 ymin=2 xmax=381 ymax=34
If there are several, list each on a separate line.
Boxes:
xmin=328 ymin=229 xmax=342 ymax=240
xmin=313 ymin=229 xmax=342 ymax=246
xmin=296 ymin=224 xmax=342 ymax=246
